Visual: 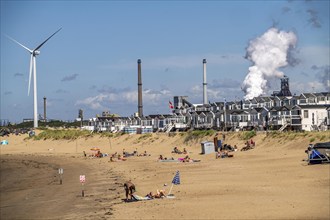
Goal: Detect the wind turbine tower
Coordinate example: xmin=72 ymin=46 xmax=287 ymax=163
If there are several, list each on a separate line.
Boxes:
xmin=7 ymin=28 xmax=61 ymax=128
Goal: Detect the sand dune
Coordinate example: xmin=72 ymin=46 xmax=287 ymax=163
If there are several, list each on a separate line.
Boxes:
xmin=0 ymin=131 xmax=329 ymax=219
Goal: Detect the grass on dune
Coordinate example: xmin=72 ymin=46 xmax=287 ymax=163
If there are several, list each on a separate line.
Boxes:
xmin=28 ymin=129 xmax=93 ymax=140
xmin=26 ymin=128 xmax=330 ymax=144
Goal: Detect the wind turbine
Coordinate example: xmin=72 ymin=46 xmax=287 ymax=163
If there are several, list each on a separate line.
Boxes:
xmin=6 ymin=28 xmax=61 ymax=128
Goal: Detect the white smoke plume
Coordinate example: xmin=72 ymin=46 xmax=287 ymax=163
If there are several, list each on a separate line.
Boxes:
xmin=242 ymin=28 xmax=297 ymax=100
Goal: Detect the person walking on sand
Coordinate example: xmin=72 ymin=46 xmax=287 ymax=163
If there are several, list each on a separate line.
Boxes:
xmin=124 ymin=180 xmax=135 ymax=201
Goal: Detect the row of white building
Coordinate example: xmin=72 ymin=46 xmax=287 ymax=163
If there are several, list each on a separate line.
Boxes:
xmin=86 ymin=92 xmax=330 ymax=133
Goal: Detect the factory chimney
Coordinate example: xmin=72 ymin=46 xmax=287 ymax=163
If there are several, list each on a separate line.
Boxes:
xmin=203 ymin=59 xmax=208 ymax=105
xmin=43 ymin=97 xmax=47 ymax=123
xmin=137 ymin=59 xmax=143 ymax=117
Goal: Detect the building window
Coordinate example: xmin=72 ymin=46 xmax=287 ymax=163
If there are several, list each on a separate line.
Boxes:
xmin=304 ymin=110 xmax=309 ymax=118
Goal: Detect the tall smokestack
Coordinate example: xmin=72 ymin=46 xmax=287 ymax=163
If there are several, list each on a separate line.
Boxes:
xmin=43 ymin=96 xmax=47 ymax=123
xmin=137 ymin=59 xmax=143 ymax=117
xmin=203 ymin=59 xmax=208 ymax=105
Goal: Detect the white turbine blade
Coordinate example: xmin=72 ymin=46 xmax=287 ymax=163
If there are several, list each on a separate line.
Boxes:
xmin=28 ymin=54 xmax=33 ymax=96
xmin=34 ymin=28 xmax=62 ymax=51
xmin=5 ymin=34 xmax=33 ymax=53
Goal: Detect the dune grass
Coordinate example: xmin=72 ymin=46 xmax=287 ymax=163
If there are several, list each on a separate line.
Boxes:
xmin=183 ymin=130 xmax=216 ymax=143
xmin=239 ymin=130 xmax=256 ymax=140
xmin=26 ymin=128 xmax=330 ymax=145
xmin=29 ymin=129 xmax=93 ymax=140
xmin=262 ymin=130 xmax=330 ymax=143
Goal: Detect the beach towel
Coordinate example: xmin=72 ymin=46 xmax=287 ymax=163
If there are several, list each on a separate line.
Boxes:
xmin=159 ymin=159 xmax=178 ymax=162
xmin=178 ymin=158 xmax=201 ymax=163
xmin=132 ymin=194 xmax=152 ymax=201
xmin=166 ymin=194 xmax=176 ymax=199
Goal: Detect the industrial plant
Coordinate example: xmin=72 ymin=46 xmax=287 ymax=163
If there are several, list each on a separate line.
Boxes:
xmin=86 ymin=59 xmax=330 ymax=133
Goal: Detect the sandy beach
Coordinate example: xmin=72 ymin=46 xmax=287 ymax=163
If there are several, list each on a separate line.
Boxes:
xmin=1 ymin=131 xmax=329 ymax=220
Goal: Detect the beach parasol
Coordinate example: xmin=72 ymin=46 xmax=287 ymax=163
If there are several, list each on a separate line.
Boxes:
xmin=90 ymin=147 xmax=101 ymax=156
xmin=90 ymin=147 xmax=100 ymax=151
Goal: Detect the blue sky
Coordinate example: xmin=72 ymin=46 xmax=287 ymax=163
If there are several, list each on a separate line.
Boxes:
xmin=1 ymin=0 xmax=329 ymax=123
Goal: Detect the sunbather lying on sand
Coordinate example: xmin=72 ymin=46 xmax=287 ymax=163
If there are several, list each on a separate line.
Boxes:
xmin=178 ymin=155 xmax=201 ymax=163
xmin=146 ymin=189 xmax=166 ymax=199
xmin=172 ymin=147 xmax=182 ymax=154
xmin=117 ymin=154 xmax=127 ymax=161
xmin=122 ymin=149 xmax=135 ymax=157
xmin=138 ymin=151 xmax=151 ymax=156
xmin=241 ymin=141 xmax=255 ymax=151
xmin=183 ymin=155 xmax=191 ymax=162
xmin=216 ymin=150 xmax=233 ymax=158
xmin=95 ymin=150 xmax=103 ymax=158
xmin=158 ymin=155 xmax=175 ymax=161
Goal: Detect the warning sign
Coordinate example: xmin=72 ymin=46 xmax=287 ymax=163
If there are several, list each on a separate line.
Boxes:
xmin=80 ymin=175 xmax=85 ymax=183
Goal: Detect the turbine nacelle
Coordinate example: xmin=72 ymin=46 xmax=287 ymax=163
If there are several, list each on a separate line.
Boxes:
xmin=33 ymin=50 xmax=40 ymax=56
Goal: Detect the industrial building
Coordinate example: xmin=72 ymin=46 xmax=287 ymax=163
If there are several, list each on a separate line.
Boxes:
xmin=87 ymin=59 xmax=330 ymax=133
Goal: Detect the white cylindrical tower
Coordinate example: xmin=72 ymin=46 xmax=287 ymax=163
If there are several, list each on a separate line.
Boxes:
xmin=137 ymin=59 xmax=143 ymax=117
xmin=203 ymin=59 xmax=208 ymax=105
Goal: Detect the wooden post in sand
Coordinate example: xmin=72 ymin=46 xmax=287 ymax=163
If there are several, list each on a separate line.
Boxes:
xmin=58 ymin=168 xmax=63 ymax=185
xmin=80 ymin=175 xmax=85 ymax=197
xmin=109 ymin=137 xmax=112 ymax=161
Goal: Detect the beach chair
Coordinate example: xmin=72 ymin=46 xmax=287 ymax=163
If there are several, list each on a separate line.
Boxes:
xmin=306 ymin=142 xmax=330 ymax=165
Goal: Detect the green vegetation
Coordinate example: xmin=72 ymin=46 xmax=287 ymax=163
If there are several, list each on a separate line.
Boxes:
xmin=239 ymin=130 xmax=256 ymax=140
xmin=133 ymin=133 xmax=153 ymax=144
xmin=183 ymin=129 xmax=216 ymax=143
xmin=168 ymin=132 xmax=177 ymax=137
xmin=262 ymin=130 xmax=329 ymax=143
xmin=30 ymin=129 xmax=92 ymax=140
xmin=100 ymin=132 xmax=114 ymax=138
xmin=319 ymin=135 xmax=326 ymax=141
xmin=138 ymin=133 xmax=152 ymax=140
xmin=4 ymin=120 xmax=81 ymax=129
xmin=18 ymin=127 xmax=329 ymax=145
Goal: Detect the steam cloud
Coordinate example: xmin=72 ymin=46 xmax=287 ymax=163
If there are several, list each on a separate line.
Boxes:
xmin=242 ymin=28 xmax=297 ymax=100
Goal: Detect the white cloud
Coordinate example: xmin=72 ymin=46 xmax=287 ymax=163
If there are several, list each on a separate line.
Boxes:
xmin=291 ymin=81 xmax=325 ymax=94
xmin=75 ymin=88 xmax=173 ymax=111
xmin=188 ymin=84 xmax=222 ymax=102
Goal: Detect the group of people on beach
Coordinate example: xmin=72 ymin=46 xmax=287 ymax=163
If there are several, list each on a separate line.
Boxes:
xmin=157 ymin=146 xmax=199 ymax=163
xmin=216 ymin=150 xmax=234 ymax=159
xmin=171 ymin=147 xmax=187 ymax=154
xmin=240 ymin=139 xmax=256 ymax=151
xmin=123 ymin=148 xmax=151 ymax=157
xmin=123 ymin=180 xmax=166 ymax=201
xmin=84 ymin=147 xmax=153 ymax=161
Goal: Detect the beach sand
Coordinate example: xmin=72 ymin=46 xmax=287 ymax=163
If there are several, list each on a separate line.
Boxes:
xmin=0 ymin=131 xmax=329 ymax=219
